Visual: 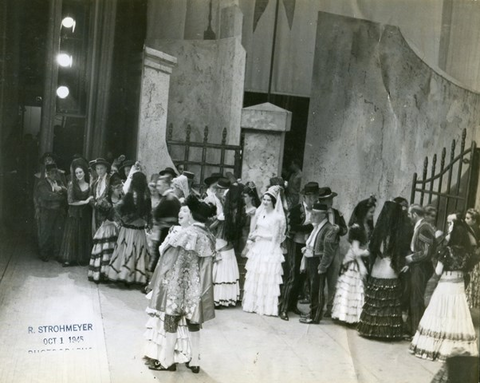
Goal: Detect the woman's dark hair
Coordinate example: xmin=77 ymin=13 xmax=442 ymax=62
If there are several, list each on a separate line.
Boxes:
xmin=369 ymin=201 xmax=411 ymax=274
xmin=347 ymin=196 xmax=376 ymax=244
xmin=243 ymin=186 xmax=261 ymax=208
xmin=119 ymin=172 xmax=151 ymax=220
xmin=185 ymin=194 xmax=216 ymax=223
xmin=263 ymin=192 xmax=277 ymax=208
xmin=448 ymin=219 xmax=473 ymax=253
xmin=72 ymin=164 xmax=90 ymax=184
xmin=466 ymin=208 xmax=479 ymax=223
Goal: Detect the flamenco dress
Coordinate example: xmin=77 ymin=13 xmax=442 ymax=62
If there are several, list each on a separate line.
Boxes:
xmin=331 ymin=224 xmax=369 ymax=324
xmin=242 ymin=210 xmax=285 ymax=316
xmin=409 ymin=246 xmax=478 ymax=361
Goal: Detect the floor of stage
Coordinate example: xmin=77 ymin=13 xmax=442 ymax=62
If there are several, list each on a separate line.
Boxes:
xmin=0 ymin=232 xmax=475 ymax=383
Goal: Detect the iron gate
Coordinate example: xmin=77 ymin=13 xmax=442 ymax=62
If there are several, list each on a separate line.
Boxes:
xmin=166 ymin=124 xmax=244 ymax=191
xmin=410 ymin=129 xmax=479 ymax=232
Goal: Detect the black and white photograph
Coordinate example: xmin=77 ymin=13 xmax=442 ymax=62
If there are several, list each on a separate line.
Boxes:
xmin=0 ymin=0 xmax=479 ymax=382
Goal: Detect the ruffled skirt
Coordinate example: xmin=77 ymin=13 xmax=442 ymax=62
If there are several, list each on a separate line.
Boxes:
xmin=409 ymin=271 xmax=478 ymax=361
xmin=242 ymin=239 xmax=284 ymax=316
xmin=106 ymin=225 xmax=150 ymax=285
xmin=213 ymin=248 xmax=240 ymax=307
xmin=331 ymin=261 xmax=365 ymax=323
xmin=88 ymin=220 xmax=118 ymax=283
xmin=143 ymin=306 xmax=191 ymax=364
xmin=357 ymin=277 xmax=403 ymax=340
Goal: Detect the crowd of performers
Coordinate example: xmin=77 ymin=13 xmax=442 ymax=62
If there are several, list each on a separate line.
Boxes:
xmin=32 ymin=152 xmax=479 ymax=378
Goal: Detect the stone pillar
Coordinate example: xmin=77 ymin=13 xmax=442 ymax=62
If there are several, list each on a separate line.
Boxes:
xmin=136 ymin=47 xmax=177 ymax=177
xmin=240 ymin=103 xmax=291 ymax=194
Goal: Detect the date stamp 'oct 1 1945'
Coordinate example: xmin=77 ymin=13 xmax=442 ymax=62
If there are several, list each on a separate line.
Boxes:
xmin=27 ymin=323 xmax=94 ymax=353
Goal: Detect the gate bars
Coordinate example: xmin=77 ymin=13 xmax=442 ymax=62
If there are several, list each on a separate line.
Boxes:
xmin=166 ymin=124 xmax=244 ymax=188
xmin=410 ymin=129 xmax=479 ymax=231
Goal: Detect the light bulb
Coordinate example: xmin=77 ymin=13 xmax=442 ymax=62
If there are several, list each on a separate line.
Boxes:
xmin=56 ymin=86 xmax=70 ymax=99
xmin=62 ymin=17 xmax=75 ymax=28
xmin=56 ymin=53 xmax=72 ymax=67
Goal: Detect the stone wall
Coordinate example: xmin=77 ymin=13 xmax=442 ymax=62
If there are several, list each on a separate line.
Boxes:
xmin=148 ymin=38 xmax=245 ymax=171
xmin=303 ymin=12 xmax=480 ymax=225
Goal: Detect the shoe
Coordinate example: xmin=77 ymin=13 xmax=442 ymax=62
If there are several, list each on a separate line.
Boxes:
xmin=185 ymin=361 xmax=200 ymax=374
xmin=402 ymin=334 xmax=412 ymax=341
xmin=324 ymin=310 xmax=332 ymax=318
xmin=279 ymin=311 xmax=289 ymax=321
xmin=62 ymin=262 xmax=70 ymax=267
xmin=292 ymin=307 xmax=305 ymax=316
xmin=148 ymin=362 xmax=176 ymax=371
xmin=299 ymin=317 xmax=320 ymax=325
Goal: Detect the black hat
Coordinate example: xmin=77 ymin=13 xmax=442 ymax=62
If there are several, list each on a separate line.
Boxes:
xmin=317 ymin=187 xmax=338 ymax=199
xmin=45 ymin=163 xmax=58 ymax=172
xmin=183 ymin=171 xmax=195 ymax=180
xmin=39 ymin=152 xmax=58 ymax=164
xmin=109 ymin=172 xmax=123 ymax=187
xmin=312 ymin=203 xmax=328 ymax=212
xmin=159 ymin=167 xmax=178 ymax=178
xmin=204 ymin=172 xmax=223 ymax=187
xmin=92 ymin=158 xmax=111 ymax=171
xmin=119 ymin=159 xmax=135 ymax=171
xmin=185 ymin=195 xmax=216 ymax=223
xmin=301 ymin=182 xmax=320 ymax=195
xmin=216 ymin=177 xmax=231 ymax=189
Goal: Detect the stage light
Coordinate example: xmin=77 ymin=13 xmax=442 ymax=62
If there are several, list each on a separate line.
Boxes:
xmin=56 ymin=86 xmax=70 ymax=99
xmin=56 ymin=53 xmax=73 ymax=67
xmin=61 ymin=17 xmax=76 ymax=30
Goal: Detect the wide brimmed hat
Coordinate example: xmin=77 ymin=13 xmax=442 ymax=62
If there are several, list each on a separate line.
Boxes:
xmin=110 ymin=172 xmax=123 ymax=187
xmin=312 ymin=203 xmax=328 ymax=213
xmin=92 ymin=158 xmax=111 ymax=170
xmin=317 ymin=187 xmax=338 ymax=199
xmin=183 ymin=171 xmax=195 ymax=180
xmin=159 ymin=167 xmax=178 ymax=178
xmin=204 ymin=172 xmax=223 ymax=187
xmin=216 ymin=177 xmax=231 ymax=189
xmin=301 ymin=182 xmax=320 ymax=195
xmin=119 ymin=159 xmax=135 ymax=171
xmin=39 ymin=152 xmax=58 ymax=164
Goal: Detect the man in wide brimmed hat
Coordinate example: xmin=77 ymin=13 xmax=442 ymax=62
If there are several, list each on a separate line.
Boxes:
xmin=317 ymin=186 xmax=347 ymax=318
xmin=279 ymin=181 xmax=321 ymax=321
xmin=35 ymin=151 xmax=67 ymax=185
xmin=299 ymin=203 xmax=339 ymax=324
xmin=90 ymin=158 xmax=112 ymax=234
xmin=159 ymin=167 xmax=178 ymax=180
xmin=203 ymin=172 xmax=223 ymax=188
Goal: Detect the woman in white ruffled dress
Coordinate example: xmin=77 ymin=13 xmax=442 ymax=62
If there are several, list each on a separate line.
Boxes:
xmin=331 ymin=196 xmax=376 ymax=324
xmin=242 ymin=186 xmax=286 ymax=316
xmin=410 ymin=218 xmax=478 ymax=361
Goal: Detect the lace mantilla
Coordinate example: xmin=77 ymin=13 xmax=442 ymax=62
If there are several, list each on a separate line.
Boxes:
xmin=160 ymin=225 xmax=216 ymax=257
